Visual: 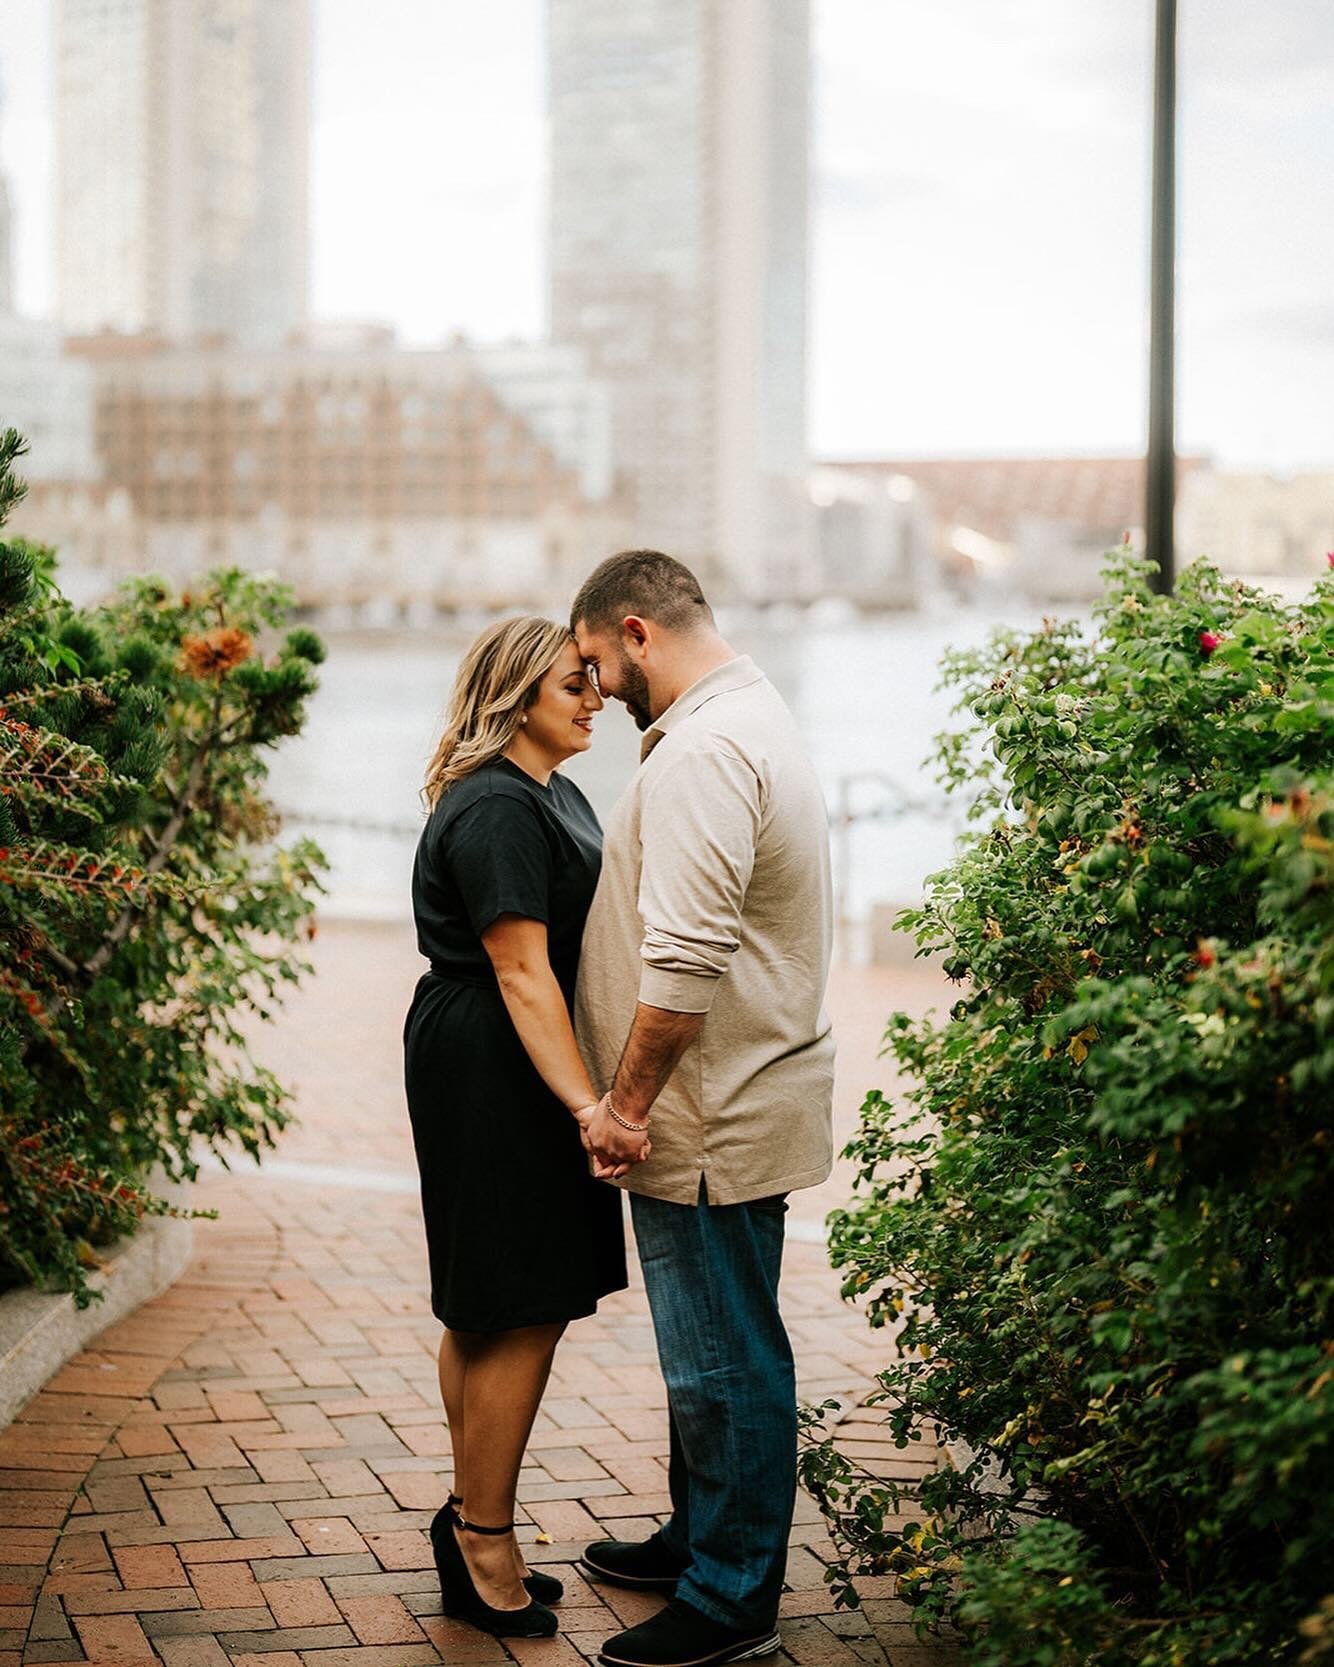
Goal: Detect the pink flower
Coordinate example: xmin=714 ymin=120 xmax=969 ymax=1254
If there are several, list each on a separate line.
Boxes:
xmin=1326 ymin=550 xmax=1334 ymax=569
xmin=1199 ymin=631 xmax=1221 ymax=656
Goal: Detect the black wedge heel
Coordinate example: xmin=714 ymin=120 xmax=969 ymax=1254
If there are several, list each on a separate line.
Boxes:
xmin=437 ymin=1496 xmax=564 ymax=1606
xmin=430 ymin=1504 xmax=558 ymax=1638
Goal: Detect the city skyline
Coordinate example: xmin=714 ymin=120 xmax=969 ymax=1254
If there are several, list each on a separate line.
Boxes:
xmin=3 ymin=0 xmax=1334 ymax=472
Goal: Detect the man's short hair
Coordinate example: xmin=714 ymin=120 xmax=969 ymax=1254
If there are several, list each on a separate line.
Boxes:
xmin=570 ymin=550 xmax=714 ymax=636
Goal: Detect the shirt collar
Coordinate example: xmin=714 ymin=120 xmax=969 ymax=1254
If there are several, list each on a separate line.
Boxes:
xmin=640 ymin=655 xmax=763 ymax=761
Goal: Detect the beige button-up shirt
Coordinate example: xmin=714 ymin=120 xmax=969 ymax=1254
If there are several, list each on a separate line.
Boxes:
xmin=574 ymin=655 xmax=835 ymax=1206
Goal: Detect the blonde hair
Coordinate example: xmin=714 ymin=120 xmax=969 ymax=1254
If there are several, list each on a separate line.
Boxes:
xmin=423 ymin=616 xmax=574 ymax=807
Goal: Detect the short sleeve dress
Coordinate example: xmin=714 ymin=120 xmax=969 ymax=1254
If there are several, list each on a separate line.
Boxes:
xmin=402 ymin=757 xmax=627 ymax=1331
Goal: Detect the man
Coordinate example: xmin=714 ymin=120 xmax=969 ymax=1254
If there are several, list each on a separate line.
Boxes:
xmin=570 ymin=550 xmax=836 ymax=1667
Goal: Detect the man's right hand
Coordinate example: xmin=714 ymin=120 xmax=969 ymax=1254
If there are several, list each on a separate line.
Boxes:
xmin=579 ymin=1094 xmax=652 ymax=1180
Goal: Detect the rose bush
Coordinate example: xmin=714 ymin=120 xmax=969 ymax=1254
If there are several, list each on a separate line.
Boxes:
xmin=800 ymin=548 xmax=1334 ymax=1666
xmin=0 ymin=430 xmax=326 ymax=1301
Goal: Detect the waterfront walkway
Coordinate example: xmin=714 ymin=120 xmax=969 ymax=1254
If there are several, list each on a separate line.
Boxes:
xmin=0 ymin=923 xmax=961 ymax=1667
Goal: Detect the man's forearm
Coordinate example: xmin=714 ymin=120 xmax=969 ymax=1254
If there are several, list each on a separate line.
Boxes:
xmin=611 ymin=1002 xmax=705 ymax=1123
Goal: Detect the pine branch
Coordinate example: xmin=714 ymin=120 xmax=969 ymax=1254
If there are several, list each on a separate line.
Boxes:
xmin=82 ymin=694 xmax=224 ymax=979
xmin=0 ymin=428 xmax=30 ymax=531
xmin=0 ymin=675 xmax=120 ymax=715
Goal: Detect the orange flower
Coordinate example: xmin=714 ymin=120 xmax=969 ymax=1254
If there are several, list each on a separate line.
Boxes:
xmin=180 ymin=626 xmax=253 ymax=680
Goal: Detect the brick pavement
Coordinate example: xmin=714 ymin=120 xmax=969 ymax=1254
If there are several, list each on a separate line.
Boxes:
xmin=0 ymin=923 xmax=961 ymax=1667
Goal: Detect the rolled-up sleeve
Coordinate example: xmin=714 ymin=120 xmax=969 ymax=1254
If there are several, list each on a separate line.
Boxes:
xmin=636 ymin=743 xmax=763 ymax=1013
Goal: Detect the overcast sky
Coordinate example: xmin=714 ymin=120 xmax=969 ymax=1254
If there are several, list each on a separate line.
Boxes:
xmin=3 ymin=0 xmax=1333 ymax=470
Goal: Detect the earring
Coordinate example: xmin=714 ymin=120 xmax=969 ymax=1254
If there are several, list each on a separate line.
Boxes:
xmin=519 ymin=715 xmax=528 ymax=725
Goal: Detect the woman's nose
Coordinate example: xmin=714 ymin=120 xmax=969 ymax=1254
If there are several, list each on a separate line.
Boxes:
xmin=585 ymin=687 xmax=604 ymax=711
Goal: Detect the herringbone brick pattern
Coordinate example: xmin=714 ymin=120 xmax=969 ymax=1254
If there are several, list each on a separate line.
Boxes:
xmin=0 ymin=924 xmax=961 ymax=1666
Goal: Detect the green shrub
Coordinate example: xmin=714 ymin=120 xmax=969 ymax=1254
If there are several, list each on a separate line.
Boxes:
xmin=800 ymin=550 xmax=1334 ymax=1666
xmin=0 ymin=430 xmax=326 ymax=1302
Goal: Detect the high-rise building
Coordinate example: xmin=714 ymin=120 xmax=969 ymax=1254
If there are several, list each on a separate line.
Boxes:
xmin=0 ymin=71 xmax=14 ymax=315
xmin=0 ymin=172 xmax=11 ymax=315
xmin=548 ymin=0 xmax=813 ymax=599
xmin=55 ymin=0 xmax=309 ymax=345
xmin=0 ymin=176 xmax=12 ymax=319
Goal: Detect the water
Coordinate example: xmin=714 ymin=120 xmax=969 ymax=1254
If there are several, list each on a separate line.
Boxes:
xmin=267 ymin=604 xmax=1042 ymax=930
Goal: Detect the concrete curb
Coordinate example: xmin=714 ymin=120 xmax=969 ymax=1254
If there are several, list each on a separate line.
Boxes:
xmin=0 ymin=1207 xmax=194 ymax=1430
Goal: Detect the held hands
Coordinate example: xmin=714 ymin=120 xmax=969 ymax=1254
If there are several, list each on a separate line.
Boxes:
xmin=575 ymin=1092 xmax=651 ymax=1181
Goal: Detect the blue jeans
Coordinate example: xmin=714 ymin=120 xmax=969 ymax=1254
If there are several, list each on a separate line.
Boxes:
xmin=629 ymin=1180 xmax=794 ymax=1631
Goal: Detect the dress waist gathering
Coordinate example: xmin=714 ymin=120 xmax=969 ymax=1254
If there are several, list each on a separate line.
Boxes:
xmin=421 ymin=961 xmax=578 ymax=1010
xmin=427 ymin=962 xmax=500 ymax=991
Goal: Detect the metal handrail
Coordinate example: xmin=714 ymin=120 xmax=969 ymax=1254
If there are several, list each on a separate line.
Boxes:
xmin=829 ymin=771 xmax=951 ymax=935
xmin=277 ymin=778 xmax=955 ymax=944
xmin=276 ymin=806 xmax=422 ymax=839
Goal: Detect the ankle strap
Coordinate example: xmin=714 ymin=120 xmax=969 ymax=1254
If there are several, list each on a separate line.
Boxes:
xmin=457 ymin=1516 xmax=514 ymax=1536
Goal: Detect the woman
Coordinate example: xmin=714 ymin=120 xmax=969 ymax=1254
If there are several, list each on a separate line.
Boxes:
xmin=403 ymin=617 xmax=634 ymax=1639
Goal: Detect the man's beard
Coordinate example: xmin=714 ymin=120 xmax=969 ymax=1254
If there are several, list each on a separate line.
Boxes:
xmin=616 ymin=650 xmax=654 ymax=731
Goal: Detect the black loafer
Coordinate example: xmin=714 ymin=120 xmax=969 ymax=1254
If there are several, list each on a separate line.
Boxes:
xmin=599 ymin=1598 xmax=781 ymax=1667
xmin=582 ymin=1530 xmax=689 ymax=1593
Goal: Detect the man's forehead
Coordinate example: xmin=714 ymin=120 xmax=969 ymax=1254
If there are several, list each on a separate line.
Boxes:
xmin=574 ymin=622 xmax=607 ymax=657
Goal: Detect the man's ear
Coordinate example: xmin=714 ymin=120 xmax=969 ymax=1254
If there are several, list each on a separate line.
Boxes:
xmin=622 ymin=615 xmax=651 ymax=654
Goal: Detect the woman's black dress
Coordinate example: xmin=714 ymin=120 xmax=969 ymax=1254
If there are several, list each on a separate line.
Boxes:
xmin=403 ymin=757 xmax=627 ymax=1331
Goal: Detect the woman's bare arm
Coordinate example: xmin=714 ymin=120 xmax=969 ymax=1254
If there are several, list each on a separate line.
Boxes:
xmin=481 ymin=913 xmax=598 ymax=1118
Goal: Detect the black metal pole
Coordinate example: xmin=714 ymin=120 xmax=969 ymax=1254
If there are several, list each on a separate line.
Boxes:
xmin=1146 ymin=0 xmax=1178 ymax=593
